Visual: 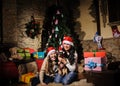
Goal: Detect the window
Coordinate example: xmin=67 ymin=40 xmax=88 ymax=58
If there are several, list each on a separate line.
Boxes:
xmin=107 ymin=0 xmax=120 ymax=25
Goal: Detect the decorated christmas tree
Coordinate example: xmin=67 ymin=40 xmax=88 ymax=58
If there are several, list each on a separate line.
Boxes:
xmin=42 ymin=5 xmax=71 ymax=51
xmin=42 ymin=4 xmax=83 ymax=63
xmin=25 ymin=16 xmax=41 ymax=39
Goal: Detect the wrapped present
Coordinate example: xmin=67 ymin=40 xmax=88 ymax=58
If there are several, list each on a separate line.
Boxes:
xmin=20 ymin=72 xmax=35 ymax=84
xmin=36 ymin=59 xmax=44 ymax=71
xmin=17 ymin=48 xmax=31 ymax=59
xmin=84 ymin=51 xmax=106 ymax=58
xmin=33 ymin=52 xmax=44 ymax=59
xmin=95 ymin=52 xmax=106 ymax=57
xmin=24 ymin=48 xmax=36 ymax=54
xmin=84 ymin=52 xmax=94 ymax=57
xmin=84 ymin=57 xmax=106 ymax=71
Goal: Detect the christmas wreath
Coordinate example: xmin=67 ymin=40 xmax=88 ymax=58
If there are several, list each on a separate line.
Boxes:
xmin=25 ymin=16 xmax=40 ymax=39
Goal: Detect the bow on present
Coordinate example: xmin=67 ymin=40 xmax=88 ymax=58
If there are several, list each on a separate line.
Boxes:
xmin=85 ymin=59 xmax=104 ymax=70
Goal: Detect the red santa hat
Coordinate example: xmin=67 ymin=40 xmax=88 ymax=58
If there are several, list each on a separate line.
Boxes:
xmin=62 ymin=36 xmax=74 ymax=46
xmin=58 ymin=45 xmax=63 ymax=52
xmin=46 ymin=47 xmax=56 ymax=57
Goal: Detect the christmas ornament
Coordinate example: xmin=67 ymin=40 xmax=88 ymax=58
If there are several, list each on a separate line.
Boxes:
xmin=55 ymin=19 xmax=58 ymax=25
xmin=56 ymin=10 xmax=61 ymax=15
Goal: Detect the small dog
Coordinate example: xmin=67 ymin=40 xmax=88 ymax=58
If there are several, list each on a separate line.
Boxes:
xmin=57 ymin=52 xmax=68 ymax=76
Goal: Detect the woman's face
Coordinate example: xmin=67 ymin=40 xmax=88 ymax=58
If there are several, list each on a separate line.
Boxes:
xmin=63 ymin=43 xmax=71 ymax=51
xmin=49 ymin=52 xmax=57 ymax=61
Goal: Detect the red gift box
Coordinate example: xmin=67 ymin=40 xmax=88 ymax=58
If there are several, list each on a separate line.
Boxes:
xmin=96 ymin=52 xmax=106 ymax=57
xmin=84 ymin=52 xmax=94 ymax=57
xmin=36 ymin=59 xmax=44 ymax=71
xmin=84 ymin=52 xmax=106 ymax=58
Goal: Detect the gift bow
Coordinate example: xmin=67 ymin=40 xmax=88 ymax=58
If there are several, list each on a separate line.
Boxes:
xmin=85 ymin=60 xmax=104 ymax=70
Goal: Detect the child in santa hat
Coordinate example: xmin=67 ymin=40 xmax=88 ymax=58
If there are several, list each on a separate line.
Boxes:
xmin=54 ymin=36 xmax=78 ymax=85
xmin=39 ymin=46 xmax=58 ymax=86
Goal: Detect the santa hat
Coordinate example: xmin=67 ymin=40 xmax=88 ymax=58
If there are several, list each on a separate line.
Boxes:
xmin=58 ymin=45 xmax=63 ymax=52
xmin=46 ymin=47 xmax=56 ymax=57
xmin=62 ymin=36 xmax=74 ymax=46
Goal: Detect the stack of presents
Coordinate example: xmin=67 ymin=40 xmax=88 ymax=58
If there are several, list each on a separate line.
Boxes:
xmin=83 ymin=51 xmax=107 ymax=72
xmin=9 ymin=47 xmax=45 ymax=85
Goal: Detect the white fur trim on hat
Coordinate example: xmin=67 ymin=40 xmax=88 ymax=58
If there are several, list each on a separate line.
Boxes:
xmin=47 ymin=49 xmax=55 ymax=57
xmin=63 ymin=40 xmax=74 ymax=46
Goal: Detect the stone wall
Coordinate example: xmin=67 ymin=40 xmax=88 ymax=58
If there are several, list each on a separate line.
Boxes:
xmin=82 ymin=38 xmax=120 ymax=61
xmin=2 ymin=0 xmax=45 ymax=51
xmin=16 ymin=0 xmax=45 ymax=51
xmin=2 ymin=0 xmax=18 ymax=44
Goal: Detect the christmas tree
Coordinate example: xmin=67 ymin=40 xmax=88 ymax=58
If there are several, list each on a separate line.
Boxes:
xmin=42 ymin=4 xmax=83 ymax=63
xmin=25 ymin=16 xmax=41 ymax=39
xmin=42 ymin=5 xmax=71 ymax=51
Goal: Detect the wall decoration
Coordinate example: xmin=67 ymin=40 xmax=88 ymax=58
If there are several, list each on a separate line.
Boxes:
xmin=25 ymin=16 xmax=41 ymax=39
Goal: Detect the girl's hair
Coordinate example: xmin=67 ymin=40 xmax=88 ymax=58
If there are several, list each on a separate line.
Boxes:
xmin=47 ymin=55 xmax=58 ymax=74
xmin=63 ymin=46 xmax=75 ymax=65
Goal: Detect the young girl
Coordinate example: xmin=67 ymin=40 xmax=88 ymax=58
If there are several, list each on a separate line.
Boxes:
xmin=39 ymin=47 xmax=58 ymax=86
xmin=54 ymin=36 xmax=78 ymax=85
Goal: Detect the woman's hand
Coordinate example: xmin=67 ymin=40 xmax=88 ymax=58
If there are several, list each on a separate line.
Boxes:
xmin=61 ymin=58 xmax=67 ymax=64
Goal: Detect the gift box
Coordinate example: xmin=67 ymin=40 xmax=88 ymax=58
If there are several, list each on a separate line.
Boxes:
xmin=33 ymin=52 xmax=44 ymax=59
xmin=84 ymin=52 xmax=106 ymax=58
xmin=20 ymin=72 xmax=35 ymax=84
xmin=24 ymin=48 xmax=36 ymax=54
xmin=84 ymin=57 xmax=106 ymax=71
xmin=17 ymin=48 xmax=31 ymax=59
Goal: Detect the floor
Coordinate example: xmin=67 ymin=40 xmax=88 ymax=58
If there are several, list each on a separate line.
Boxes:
xmin=1 ymin=79 xmax=94 ymax=86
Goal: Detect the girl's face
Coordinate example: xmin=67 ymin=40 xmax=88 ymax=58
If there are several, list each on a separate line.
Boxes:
xmin=63 ymin=43 xmax=71 ymax=51
xmin=49 ymin=52 xmax=57 ymax=61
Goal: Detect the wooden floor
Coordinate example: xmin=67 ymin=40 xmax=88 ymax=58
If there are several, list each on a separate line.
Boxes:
xmin=1 ymin=79 xmax=94 ymax=86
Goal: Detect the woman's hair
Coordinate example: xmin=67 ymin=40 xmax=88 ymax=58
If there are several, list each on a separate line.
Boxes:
xmin=63 ymin=46 xmax=75 ymax=65
xmin=46 ymin=55 xmax=58 ymax=74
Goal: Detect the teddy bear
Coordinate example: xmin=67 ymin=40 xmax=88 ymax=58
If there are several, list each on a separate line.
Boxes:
xmin=9 ymin=47 xmax=23 ymax=60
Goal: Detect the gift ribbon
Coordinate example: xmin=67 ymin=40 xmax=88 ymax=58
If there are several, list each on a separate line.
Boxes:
xmin=85 ymin=59 xmax=104 ymax=70
xmin=92 ymin=50 xmax=97 ymax=57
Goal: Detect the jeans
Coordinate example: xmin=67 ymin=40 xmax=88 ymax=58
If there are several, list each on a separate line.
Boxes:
xmin=31 ymin=75 xmax=54 ymax=86
xmin=54 ymin=71 xmax=78 ymax=85
xmin=43 ymin=75 xmax=54 ymax=84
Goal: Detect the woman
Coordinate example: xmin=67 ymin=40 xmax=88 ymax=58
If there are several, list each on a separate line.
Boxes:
xmin=54 ymin=36 xmax=78 ymax=85
xmin=39 ymin=46 xmax=58 ymax=86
